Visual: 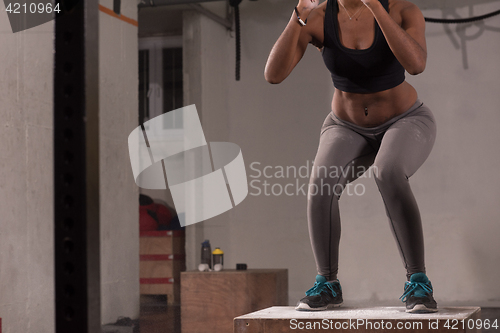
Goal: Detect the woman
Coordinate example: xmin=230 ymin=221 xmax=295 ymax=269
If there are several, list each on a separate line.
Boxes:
xmin=265 ymin=0 xmax=438 ymax=313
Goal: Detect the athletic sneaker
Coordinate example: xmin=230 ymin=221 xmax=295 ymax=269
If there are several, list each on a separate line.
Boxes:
xmin=295 ymin=275 xmax=343 ymax=311
xmin=400 ymin=272 xmax=438 ymax=313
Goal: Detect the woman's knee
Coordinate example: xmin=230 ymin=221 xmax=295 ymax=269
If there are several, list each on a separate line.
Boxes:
xmin=307 ymin=174 xmax=343 ymax=203
xmin=373 ymin=162 xmax=407 ymax=189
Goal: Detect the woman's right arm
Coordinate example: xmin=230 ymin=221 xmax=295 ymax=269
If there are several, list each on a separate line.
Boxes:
xmin=264 ymin=1 xmax=319 ymax=84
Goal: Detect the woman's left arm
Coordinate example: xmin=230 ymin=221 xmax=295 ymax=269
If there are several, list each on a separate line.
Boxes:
xmin=362 ymin=0 xmax=427 ymax=75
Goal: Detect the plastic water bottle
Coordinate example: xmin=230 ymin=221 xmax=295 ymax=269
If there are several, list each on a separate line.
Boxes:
xmin=201 ymin=240 xmax=212 ymax=269
xmin=212 ymin=247 xmax=224 ymax=271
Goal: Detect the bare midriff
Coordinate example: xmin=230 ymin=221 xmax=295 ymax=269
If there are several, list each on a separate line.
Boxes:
xmin=331 ymin=80 xmax=418 ymax=128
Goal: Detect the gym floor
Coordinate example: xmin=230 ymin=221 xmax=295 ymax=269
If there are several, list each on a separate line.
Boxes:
xmin=140 ymin=299 xmax=180 ymax=333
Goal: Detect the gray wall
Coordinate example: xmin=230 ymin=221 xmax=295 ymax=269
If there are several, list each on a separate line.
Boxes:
xmin=0 ymin=1 xmax=140 ymax=331
xmin=0 ymin=16 xmax=55 ymax=333
xmin=99 ymin=0 xmax=140 ymax=325
xmin=186 ymin=0 xmax=500 ymax=307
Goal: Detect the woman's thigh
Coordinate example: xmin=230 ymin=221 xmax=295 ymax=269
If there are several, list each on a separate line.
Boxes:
xmin=311 ymin=119 xmax=376 ymax=198
xmin=373 ymin=104 xmax=436 ymax=179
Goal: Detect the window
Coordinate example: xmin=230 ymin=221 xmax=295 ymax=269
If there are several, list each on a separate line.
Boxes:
xmin=139 ymin=36 xmax=183 ymax=130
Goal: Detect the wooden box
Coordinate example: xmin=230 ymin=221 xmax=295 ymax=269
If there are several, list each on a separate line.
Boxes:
xmin=139 ymin=231 xmax=185 ymax=255
xmin=139 ymin=230 xmax=185 ymax=304
xmin=235 ymin=306 xmax=482 ymax=333
xmin=181 ymin=269 xmax=288 ymax=333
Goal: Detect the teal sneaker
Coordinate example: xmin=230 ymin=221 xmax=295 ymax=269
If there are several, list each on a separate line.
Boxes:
xmin=295 ymin=275 xmax=343 ymax=311
xmin=400 ymin=272 xmax=438 ymax=313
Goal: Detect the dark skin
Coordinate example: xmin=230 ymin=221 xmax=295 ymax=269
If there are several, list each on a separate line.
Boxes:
xmin=264 ymin=0 xmax=427 ymax=128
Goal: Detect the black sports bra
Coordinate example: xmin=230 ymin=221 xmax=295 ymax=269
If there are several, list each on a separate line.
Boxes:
xmin=321 ymin=0 xmax=405 ymax=93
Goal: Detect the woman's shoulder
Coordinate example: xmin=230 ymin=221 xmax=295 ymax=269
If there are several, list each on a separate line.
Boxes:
xmin=301 ymin=1 xmax=328 ymax=48
xmin=388 ymin=0 xmax=422 ymax=14
xmin=388 ymin=0 xmax=423 ymax=24
xmin=310 ymin=0 xmax=328 ymax=18
xmin=308 ymin=1 xmax=328 ymax=29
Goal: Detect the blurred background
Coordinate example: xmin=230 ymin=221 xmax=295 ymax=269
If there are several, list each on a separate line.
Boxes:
xmin=0 ymin=0 xmax=499 ymax=332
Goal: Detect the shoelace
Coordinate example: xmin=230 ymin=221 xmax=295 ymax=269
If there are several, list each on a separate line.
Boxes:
xmin=305 ymin=281 xmax=338 ymax=297
xmin=399 ymin=281 xmax=433 ymax=302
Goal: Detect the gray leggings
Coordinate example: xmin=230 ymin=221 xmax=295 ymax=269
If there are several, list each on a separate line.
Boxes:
xmin=307 ymin=99 xmax=436 ymax=281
